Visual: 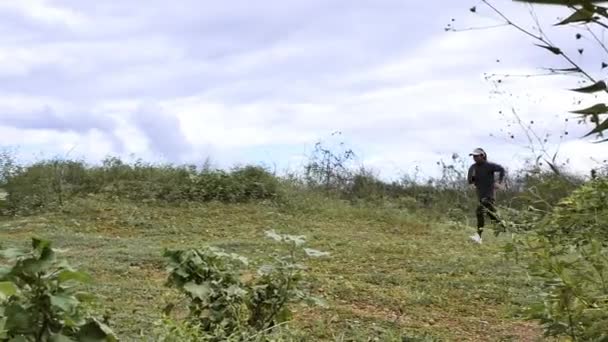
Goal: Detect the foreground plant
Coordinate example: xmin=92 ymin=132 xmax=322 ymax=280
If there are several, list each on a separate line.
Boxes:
xmin=506 ymin=235 xmax=608 ymax=341
xmin=503 ymin=178 xmax=608 ymax=341
xmin=0 ymin=238 xmax=116 ymax=341
xmin=160 ymin=230 xmax=328 ymax=341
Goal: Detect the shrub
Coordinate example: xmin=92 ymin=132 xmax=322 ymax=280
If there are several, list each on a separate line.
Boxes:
xmin=344 ymin=169 xmax=388 ymax=203
xmin=504 ymin=178 xmax=608 ymax=340
xmin=153 ymin=318 xmax=205 ymax=342
xmin=162 ymin=230 xmax=328 ymax=341
xmin=188 ymin=166 xmax=279 ymax=203
xmin=0 ymin=157 xmax=281 ymax=216
xmin=506 ymin=236 xmax=608 ymax=341
xmin=508 ymin=166 xmax=584 ymax=212
xmin=163 ymin=246 xmax=249 ymax=336
xmin=2 ymin=160 xmax=91 ymax=215
xmin=231 ymin=165 xmax=279 ymax=202
xmin=153 ymin=317 xmax=308 ymax=342
xmin=544 ymin=177 xmax=608 ymax=245
xmin=303 ymin=138 xmax=356 ymax=192
xmin=0 ymin=238 xmax=116 ymax=341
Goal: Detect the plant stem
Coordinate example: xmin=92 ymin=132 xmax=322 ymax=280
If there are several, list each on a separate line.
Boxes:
xmin=263 ymin=247 xmax=296 ymax=329
xmin=567 ymin=303 xmax=577 ymax=341
xmin=481 ymin=0 xmax=603 ymax=90
xmin=36 ymin=277 xmax=49 ymax=342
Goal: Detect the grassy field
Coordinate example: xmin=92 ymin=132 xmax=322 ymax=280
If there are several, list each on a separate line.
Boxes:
xmin=0 ymin=195 xmax=544 ymax=341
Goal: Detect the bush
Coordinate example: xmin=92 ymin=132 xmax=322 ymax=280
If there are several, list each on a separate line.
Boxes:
xmin=505 ymin=236 xmax=608 ymax=341
xmin=504 ymin=177 xmax=608 ymax=340
xmin=153 ymin=317 xmax=308 ymax=342
xmin=231 ymin=165 xmax=280 ymax=202
xmin=507 ymin=166 xmax=584 ymax=212
xmin=0 ymin=232 xmax=324 ymax=342
xmin=2 ymin=160 xmax=93 ymax=215
xmin=545 ymin=177 xmax=608 ymax=245
xmin=0 ymin=238 xmax=116 ymax=341
xmin=187 ymin=166 xmax=279 ymax=203
xmin=153 ymin=318 xmax=205 ymax=342
xmin=162 ymin=230 xmax=327 ymax=341
xmin=344 ymin=169 xmax=388 ymax=203
xmin=0 ymin=157 xmax=281 ymax=216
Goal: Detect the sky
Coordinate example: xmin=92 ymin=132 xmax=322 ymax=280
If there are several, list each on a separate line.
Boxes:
xmin=0 ymin=0 xmax=607 ymax=181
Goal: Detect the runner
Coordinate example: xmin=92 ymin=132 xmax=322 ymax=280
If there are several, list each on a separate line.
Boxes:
xmin=467 ymin=148 xmax=506 ymax=244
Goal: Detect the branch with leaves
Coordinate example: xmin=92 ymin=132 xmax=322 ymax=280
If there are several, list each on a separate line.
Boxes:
xmin=449 ymin=0 xmax=608 ymax=142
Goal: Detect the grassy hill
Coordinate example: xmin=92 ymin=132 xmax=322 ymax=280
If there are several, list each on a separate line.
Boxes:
xmin=2 ymin=155 xmax=603 ymax=341
xmin=0 ymin=194 xmax=543 ymax=341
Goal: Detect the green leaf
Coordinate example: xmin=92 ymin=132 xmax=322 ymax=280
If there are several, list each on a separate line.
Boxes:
xmin=543 ymin=67 xmax=581 ymax=73
xmin=306 ymin=295 xmax=328 ymax=308
xmin=585 ymin=117 xmax=608 ymax=136
xmin=233 ymin=255 xmax=249 ymax=266
xmin=555 ymin=8 xmax=595 ymax=25
xmin=225 ymin=285 xmax=247 ymax=298
xmin=0 ymin=266 xmax=10 ymax=279
xmin=535 ymin=44 xmax=562 ymax=55
xmin=4 ymin=303 xmax=31 ymax=331
xmin=0 ymin=282 xmax=18 ymax=300
xmin=8 ymin=337 xmax=27 ymax=342
xmin=570 ymin=103 xmax=608 ymax=115
xmin=162 ymin=303 xmax=175 ymax=316
xmin=58 ymin=270 xmax=92 ymax=284
xmin=513 ymin=0 xmax=602 ymax=5
xmin=592 ymin=137 xmax=608 ymax=143
xmin=32 ymin=237 xmax=51 ymax=252
xmin=77 ymin=319 xmax=117 ymax=342
xmin=596 ymin=5 xmax=608 ymax=17
xmin=545 ymin=160 xmax=561 ymax=175
xmin=0 ymin=248 xmax=26 ymax=260
xmin=20 ymin=257 xmax=54 ymax=275
xmin=0 ymin=316 xmax=6 ymax=335
xmin=50 ymin=334 xmax=77 ymax=342
xmin=51 ymin=294 xmax=80 ymax=312
xmin=275 ymin=307 xmax=293 ymax=323
xmin=257 ymin=265 xmax=275 ymax=276
xmin=39 ymin=243 xmax=55 ymax=262
xmin=183 ymin=282 xmax=212 ymax=300
xmin=74 ymin=292 xmax=97 ymax=303
xmin=571 ymin=81 xmax=607 ymax=93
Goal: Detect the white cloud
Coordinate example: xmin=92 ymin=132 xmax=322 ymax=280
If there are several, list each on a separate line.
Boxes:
xmin=0 ymin=0 xmax=606 ymax=179
xmin=0 ymin=0 xmax=87 ymax=29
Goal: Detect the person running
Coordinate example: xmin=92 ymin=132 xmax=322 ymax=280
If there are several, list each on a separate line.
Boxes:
xmin=467 ymin=147 xmax=506 ymax=244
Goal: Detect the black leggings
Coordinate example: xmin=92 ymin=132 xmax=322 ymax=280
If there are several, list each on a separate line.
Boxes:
xmin=476 ymin=197 xmax=499 ymax=229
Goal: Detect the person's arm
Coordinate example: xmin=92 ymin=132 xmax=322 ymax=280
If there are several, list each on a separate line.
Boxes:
xmin=467 ymin=165 xmax=475 ymax=184
xmin=492 ymin=162 xmax=505 ymax=184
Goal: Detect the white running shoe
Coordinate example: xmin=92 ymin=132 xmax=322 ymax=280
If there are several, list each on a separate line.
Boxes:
xmin=470 ymin=233 xmax=482 ymax=244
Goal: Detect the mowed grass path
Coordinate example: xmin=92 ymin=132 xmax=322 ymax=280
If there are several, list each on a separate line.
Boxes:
xmin=0 ymin=197 xmax=543 ymax=341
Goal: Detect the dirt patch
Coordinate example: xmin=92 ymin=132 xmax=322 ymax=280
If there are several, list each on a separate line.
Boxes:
xmin=129 ymin=259 xmax=168 ymax=284
xmin=345 ymin=302 xmax=411 ymax=325
xmin=91 ymin=221 xmax=136 ymax=238
xmin=304 ymin=301 xmax=546 ymax=342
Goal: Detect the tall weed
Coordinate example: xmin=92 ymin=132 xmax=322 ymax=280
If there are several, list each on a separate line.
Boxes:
xmin=504 ymin=177 xmax=608 ymax=340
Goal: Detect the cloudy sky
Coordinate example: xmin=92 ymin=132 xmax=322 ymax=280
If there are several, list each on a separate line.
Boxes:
xmin=1 ymin=0 xmax=607 ymax=180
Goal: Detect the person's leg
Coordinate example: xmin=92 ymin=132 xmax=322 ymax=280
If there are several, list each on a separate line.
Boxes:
xmin=481 ymin=197 xmax=506 ymax=236
xmin=482 ymin=197 xmax=499 ymax=222
xmin=475 ymin=200 xmax=485 ymax=237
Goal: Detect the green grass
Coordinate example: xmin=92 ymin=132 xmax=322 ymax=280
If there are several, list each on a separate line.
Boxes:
xmin=0 ymin=196 xmax=544 ymax=341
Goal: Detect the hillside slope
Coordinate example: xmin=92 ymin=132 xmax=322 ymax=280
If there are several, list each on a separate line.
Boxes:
xmin=0 ymin=196 xmax=542 ymax=341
